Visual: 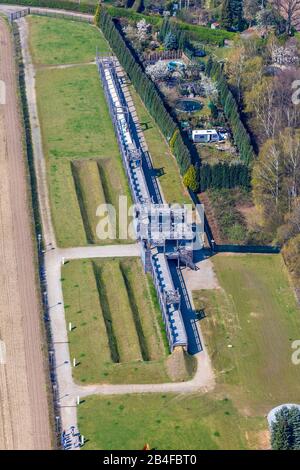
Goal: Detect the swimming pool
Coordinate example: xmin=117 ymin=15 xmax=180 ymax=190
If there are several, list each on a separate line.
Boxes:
xmin=175 ymin=99 xmax=202 ymax=113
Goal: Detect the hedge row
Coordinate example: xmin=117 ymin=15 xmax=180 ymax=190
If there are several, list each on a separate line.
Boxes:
xmin=206 ymin=57 xmax=255 ymax=165
xmin=97 ymin=6 xmax=192 ymax=174
xmin=0 ymin=0 xmax=96 ymax=14
xmin=198 ymin=162 xmax=251 ymax=191
xmin=12 ymin=21 xmax=43 ymax=237
xmin=174 ymin=19 xmax=236 ymax=46
xmin=105 ymin=5 xmax=234 ymax=46
xmin=106 ymin=5 xmax=162 ymax=26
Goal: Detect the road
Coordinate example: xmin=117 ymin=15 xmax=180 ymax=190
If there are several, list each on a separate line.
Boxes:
xmin=0 ymin=17 xmax=51 ymax=449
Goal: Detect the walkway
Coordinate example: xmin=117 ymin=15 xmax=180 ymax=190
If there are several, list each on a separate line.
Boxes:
xmin=14 ymin=10 xmax=215 ymax=447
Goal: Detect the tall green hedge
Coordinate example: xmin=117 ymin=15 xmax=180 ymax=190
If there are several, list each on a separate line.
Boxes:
xmin=97 ymin=6 xmax=191 ymax=174
xmin=206 ymin=58 xmax=255 ymax=165
xmin=105 ymin=5 xmax=235 ymax=45
xmin=0 ymin=0 xmax=96 ymax=13
xmin=198 ymin=162 xmax=251 ymax=191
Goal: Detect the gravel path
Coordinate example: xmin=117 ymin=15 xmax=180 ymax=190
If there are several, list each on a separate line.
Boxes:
xmin=0 ymin=17 xmax=50 ymax=450
xmin=15 ymin=11 xmax=215 ymax=444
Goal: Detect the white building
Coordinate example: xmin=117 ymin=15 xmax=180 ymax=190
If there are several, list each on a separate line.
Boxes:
xmin=192 ymin=129 xmax=220 ymax=143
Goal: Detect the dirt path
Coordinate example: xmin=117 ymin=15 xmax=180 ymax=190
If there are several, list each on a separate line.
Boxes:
xmin=0 ymin=18 xmax=51 ymax=449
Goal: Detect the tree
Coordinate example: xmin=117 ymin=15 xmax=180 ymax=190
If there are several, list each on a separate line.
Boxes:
xmin=271 ymin=406 xmax=300 ymax=450
xmin=145 ymin=60 xmax=170 ymax=81
xmin=220 ymin=0 xmax=234 ymax=30
xmin=221 ymin=0 xmax=245 ymax=30
xmin=164 ymin=31 xmax=178 ymax=50
xmin=243 ymin=0 xmax=260 ymax=26
xmin=282 ymin=233 xmax=300 ymax=276
xmin=252 ymin=129 xmax=300 ymax=231
xmin=131 ymin=0 xmax=145 ymax=13
xmin=256 ymin=7 xmax=287 ymax=34
xmin=183 ymin=165 xmax=199 ymax=192
xmin=272 ymin=0 xmax=300 ymax=34
xmin=208 ymin=101 xmax=218 ymax=119
xmin=230 ymin=0 xmax=245 ymax=30
xmin=252 ymin=138 xmax=282 ymax=211
xmin=245 ymin=77 xmax=278 ymax=142
xmin=136 ymin=19 xmax=150 ymax=42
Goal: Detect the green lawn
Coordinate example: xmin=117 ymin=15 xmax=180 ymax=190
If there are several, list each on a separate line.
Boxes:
xmin=36 ymin=64 xmax=131 ymax=246
xmin=78 ymin=254 xmax=300 ymax=449
xmin=78 ymin=393 xmax=264 ymax=450
xmin=28 ymin=16 xmax=109 ymax=66
xmin=62 ymin=258 xmax=177 ymax=384
xmin=193 ymin=254 xmax=300 ymax=415
xmin=129 ymin=86 xmax=190 ymax=205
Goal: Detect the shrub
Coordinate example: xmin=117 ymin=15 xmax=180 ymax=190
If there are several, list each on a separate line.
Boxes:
xmin=183 ymin=165 xmax=199 ymax=192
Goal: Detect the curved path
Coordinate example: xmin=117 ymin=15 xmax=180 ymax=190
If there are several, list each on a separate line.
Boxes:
xmin=0 ymin=17 xmax=50 ymax=449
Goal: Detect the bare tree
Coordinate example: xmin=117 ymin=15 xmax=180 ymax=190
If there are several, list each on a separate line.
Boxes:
xmin=272 ymin=0 xmax=300 ymax=34
xmin=246 ymin=78 xmax=279 ymax=141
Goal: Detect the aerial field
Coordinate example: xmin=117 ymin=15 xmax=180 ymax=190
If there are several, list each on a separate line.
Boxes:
xmin=78 ymin=254 xmax=300 ymax=449
xmin=193 ymin=254 xmax=300 ymax=414
xmin=78 ymin=393 xmax=264 ymax=450
xmin=62 ymin=257 xmax=194 ymax=384
xmin=28 ymin=16 xmax=109 ymax=65
xmin=30 ymin=17 xmax=132 ymax=246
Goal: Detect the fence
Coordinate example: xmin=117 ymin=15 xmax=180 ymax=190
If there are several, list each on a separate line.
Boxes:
xmin=8 ymin=7 xmax=93 ymax=24
xmin=143 ymin=49 xmax=183 ymax=64
xmin=30 ymin=7 xmax=93 ymax=23
xmin=9 ymin=8 xmax=30 ymax=22
xmin=12 ymin=20 xmax=62 ymax=449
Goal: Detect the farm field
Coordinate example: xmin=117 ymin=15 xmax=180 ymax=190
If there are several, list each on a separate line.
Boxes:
xmin=78 ymin=254 xmax=300 ymax=449
xmin=30 ymin=17 xmax=132 ymax=246
xmin=129 ymin=86 xmax=190 ymax=205
xmin=62 ymin=257 xmax=194 ymax=384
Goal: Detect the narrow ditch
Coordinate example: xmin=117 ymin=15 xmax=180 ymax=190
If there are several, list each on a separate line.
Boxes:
xmin=71 ymin=160 xmax=94 ymax=245
xmin=119 ymin=262 xmax=150 ymax=362
xmin=92 ymin=261 xmax=120 ymax=363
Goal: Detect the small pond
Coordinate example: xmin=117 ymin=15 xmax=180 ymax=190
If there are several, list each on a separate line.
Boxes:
xmin=175 ymin=99 xmax=202 ymax=113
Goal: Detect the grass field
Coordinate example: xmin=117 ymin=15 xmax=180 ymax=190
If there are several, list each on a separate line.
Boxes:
xmin=62 ymin=257 xmax=180 ymax=384
xmin=129 ymin=86 xmax=190 ymax=205
xmin=36 ymin=64 xmax=131 ymax=246
xmin=193 ymin=254 xmax=300 ymax=414
xmin=28 ymin=16 xmax=109 ymax=66
xmin=78 ymin=393 xmax=264 ymax=450
xmin=30 ymin=17 xmax=131 ymax=246
xmin=78 ymin=254 xmax=300 ymax=449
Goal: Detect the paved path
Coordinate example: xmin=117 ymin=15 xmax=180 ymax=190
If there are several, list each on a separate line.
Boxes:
xmin=15 ymin=12 xmax=215 ymax=446
xmin=0 ymin=4 xmax=93 ymax=21
xmin=0 ymin=17 xmax=50 ymax=449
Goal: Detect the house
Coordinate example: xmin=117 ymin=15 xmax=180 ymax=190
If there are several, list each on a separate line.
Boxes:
xmin=192 ymin=129 xmax=220 ymax=143
xmin=211 ymin=22 xmax=220 ymax=30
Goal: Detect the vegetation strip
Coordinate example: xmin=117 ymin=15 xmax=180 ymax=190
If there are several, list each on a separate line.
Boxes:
xmin=92 ymin=261 xmax=120 ymax=364
xmin=0 ymin=0 xmax=96 ymax=14
xmin=119 ymin=262 xmax=150 ymax=362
